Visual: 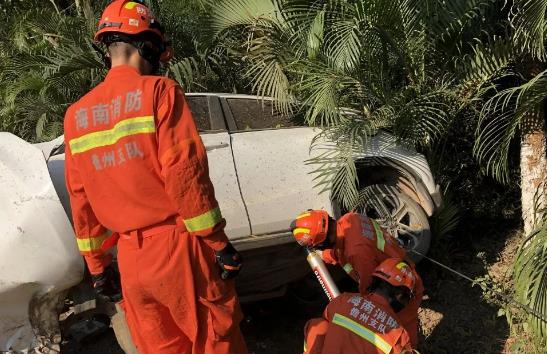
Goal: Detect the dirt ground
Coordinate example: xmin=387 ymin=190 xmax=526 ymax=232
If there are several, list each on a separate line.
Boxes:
xmin=62 ymin=219 xmax=524 ymax=354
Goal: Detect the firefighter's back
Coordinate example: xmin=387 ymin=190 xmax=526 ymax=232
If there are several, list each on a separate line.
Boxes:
xmin=321 ymin=293 xmax=412 ymax=354
xmin=64 ymin=65 xmax=179 ymax=233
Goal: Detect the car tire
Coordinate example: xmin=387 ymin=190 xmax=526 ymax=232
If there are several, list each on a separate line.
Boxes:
xmin=356 ymin=184 xmax=431 ymax=262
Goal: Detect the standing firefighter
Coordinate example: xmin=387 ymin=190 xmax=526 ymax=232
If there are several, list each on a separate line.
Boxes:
xmin=290 ymin=210 xmax=424 ymax=346
xmin=304 ymin=258 xmax=417 ymax=354
xmin=63 ymin=1 xmax=247 ymax=353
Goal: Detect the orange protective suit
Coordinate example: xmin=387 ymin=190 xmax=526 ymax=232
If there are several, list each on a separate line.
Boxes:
xmin=304 ymin=292 xmax=413 ymax=354
xmin=64 ymin=65 xmax=247 ymax=354
xmin=321 ymin=212 xmax=424 ymax=346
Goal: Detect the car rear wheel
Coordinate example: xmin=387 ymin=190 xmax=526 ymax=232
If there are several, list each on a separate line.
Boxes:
xmin=355 ymin=184 xmax=431 ymax=262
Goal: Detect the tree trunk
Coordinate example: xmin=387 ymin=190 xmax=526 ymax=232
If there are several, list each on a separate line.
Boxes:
xmin=520 ymin=112 xmax=547 ymax=235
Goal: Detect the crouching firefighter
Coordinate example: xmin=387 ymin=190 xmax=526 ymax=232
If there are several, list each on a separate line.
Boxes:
xmin=304 ymin=258 xmax=417 ymax=354
xmin=290 ymin=210 xmax=424 ymax=346
xmin=63 ymin=1 xmax=247 ymax=353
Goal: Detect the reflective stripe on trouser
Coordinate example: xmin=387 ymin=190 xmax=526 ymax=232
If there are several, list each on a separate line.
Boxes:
xmin=117 ymin=225 xmax=247 ymax=354
xmin=332 ymin=313 xmax=392 ymax=354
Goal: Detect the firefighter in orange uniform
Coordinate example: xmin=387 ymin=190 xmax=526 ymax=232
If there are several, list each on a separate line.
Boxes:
xmin=304 ymin=258 xmax=416 ymax=354
xmin=291 ymin=210 xmax=424 ymax=346
xmin=64 ymin=1 xmax=247 ymax=353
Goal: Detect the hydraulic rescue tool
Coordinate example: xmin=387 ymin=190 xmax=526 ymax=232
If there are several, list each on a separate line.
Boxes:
xmin=305 ymin=248 xmax=340 ymax=301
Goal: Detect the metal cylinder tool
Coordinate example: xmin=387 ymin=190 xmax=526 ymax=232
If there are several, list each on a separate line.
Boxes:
xmin=306 ymin=248 xmax=341 ymax=301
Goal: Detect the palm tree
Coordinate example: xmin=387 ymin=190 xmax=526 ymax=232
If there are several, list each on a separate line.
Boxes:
xmin=211 ymin=0 xmax=547 ymax=345
xmin=0 ymin=1 xmax=105 ymax=142
xmin=0 ymin=0 xmax=240 ymax=142
xmin=470 ymin=0 xmax=547 ymax=345
xmin=472 ymin=0 xmax=547 ymax=236
xmin=209 ymin=0 xmax=496 ymax=209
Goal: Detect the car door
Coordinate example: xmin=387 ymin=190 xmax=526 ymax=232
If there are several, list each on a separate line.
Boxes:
xmin=220 ymin=96 xmax=333 ymax=235
xmin=186 ymin=94 xmax=251 ymax=240
xmin=43 ymin=95 xmax=251 ymax=241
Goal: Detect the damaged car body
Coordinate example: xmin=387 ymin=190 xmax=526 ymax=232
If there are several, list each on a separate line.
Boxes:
xmin=0 ymin=93 xmax=441 ymax=352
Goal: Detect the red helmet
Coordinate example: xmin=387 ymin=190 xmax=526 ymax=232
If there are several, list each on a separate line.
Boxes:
xmin=290 ymin=210 xmax=330 ymax=247
xmin=94 ymin=0 xmax=173 ymax=62
xmin=372 ymin=258 xmax=416 ymax=295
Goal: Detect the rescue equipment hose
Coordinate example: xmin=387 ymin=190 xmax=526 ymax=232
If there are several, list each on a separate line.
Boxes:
xmin=410 ymin=249 xmax=547 ymax=324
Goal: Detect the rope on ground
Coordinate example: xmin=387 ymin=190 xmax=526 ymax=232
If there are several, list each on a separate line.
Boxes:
xmin=409 ymin=249 xmax=547 ymax=324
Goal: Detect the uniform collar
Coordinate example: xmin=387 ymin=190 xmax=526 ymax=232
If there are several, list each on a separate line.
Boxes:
xmin=105 ymin=65 xmax=142 ymax=80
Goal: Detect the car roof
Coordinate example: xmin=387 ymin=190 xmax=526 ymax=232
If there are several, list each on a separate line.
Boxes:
xmin=185 ymin=92 xmax=274 ymax=101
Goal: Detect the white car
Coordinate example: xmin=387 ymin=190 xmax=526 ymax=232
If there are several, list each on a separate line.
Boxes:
xmin=0 ymin=93 xmax=441 ymax=352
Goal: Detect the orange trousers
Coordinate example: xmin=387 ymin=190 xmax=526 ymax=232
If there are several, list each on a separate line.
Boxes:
xmin=117 ymin=223 xmax=247 ymax=354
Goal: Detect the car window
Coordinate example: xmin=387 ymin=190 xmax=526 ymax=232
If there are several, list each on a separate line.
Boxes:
xmin=186 ymin=96 xmax=211 ymax=131
xmin=226 ymin=98 xmax=305 ymax=130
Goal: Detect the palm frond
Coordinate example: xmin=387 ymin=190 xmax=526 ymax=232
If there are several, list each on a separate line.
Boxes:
xmin=459 ymin=38 xmax=515 ymax=90
xmin=209 ymin=0 xmax=280 ymax=35
xmin=307 ymin=116 xmax=380 ymax=210
xmin=391 ymin=86 xmax=456 ymax=148
xmin=430 ymin=186 xmax=461 ymax=239
xmin=511 ymin=0 xmax=547 ymax=60
xmin=474 ymin=69 xmax=547 ymax=183
xmin=513 ymin=219 xmax=547 ymax=344
xmin=167 ymin=57 xmax=201 ymax=91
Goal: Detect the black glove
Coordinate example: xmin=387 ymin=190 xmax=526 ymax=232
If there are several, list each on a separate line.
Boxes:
xmin=215 ymin=243 xmax=243 ymax=280
xmin=91 ymin=265 xmax=122 ymax=303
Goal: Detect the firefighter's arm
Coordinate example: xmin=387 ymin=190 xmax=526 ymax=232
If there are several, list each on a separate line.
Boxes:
xmin=64 ymin=142 xmax=110 ymax=275
xmin=156 ymin=83 xmax=229 ymax=251
xmin=320 ymin=248 xmax=340 ymax=265
xmin=397 ymin=330 xmax=415 ymax=353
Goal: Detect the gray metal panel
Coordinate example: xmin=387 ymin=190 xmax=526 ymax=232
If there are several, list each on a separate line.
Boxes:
xmin=0 ymin=133 xmax=84 ymax=352
xmin=201 ymin=132 xmax=251 ymax=239
xmin=230 ymin=128 xmax=334 ymax=235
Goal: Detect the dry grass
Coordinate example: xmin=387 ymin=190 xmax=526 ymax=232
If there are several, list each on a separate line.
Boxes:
xmin=417 ymin=220 xmax=527 ymax=354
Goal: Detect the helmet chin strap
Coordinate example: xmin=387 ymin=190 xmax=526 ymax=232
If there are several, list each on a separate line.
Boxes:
xmin=133 ymin=41 xmax=162 ymax=74
xmin=389 ymin=297 xmax=406 ymax=313
xmin=96 ymin=33 xmax=165 ymax=73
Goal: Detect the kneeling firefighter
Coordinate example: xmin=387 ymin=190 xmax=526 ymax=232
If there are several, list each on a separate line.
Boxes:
xmin=64 ymin=1 xmax=247 ymax=353
xmin=304 ymin=258 xmax=417 ymax=354
xmin=291 ymin=210 xmax=424 ymax=346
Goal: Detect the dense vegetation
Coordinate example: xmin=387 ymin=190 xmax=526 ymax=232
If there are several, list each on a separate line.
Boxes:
xmin=0 ymin=0 xmax=545 ymax=350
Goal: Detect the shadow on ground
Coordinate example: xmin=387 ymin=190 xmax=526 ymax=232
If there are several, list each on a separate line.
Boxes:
xmin=416 ymin=218 xmax=520 ymax=354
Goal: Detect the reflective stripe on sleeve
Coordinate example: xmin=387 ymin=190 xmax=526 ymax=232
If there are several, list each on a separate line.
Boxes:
xmin=77 ymin=233 xmax=109 ymax=253
xmin=69 ymin=116 xmax=155 ymax=155
xmin=343 ymin=263 xmax=354 ymax=274
xmin=371 ymin=220 xmax=385 ymax=252
xmin=183 ymin=207 xmax=223 ymax=232
xmin=332 ymin=313 xmax=392 ymax=354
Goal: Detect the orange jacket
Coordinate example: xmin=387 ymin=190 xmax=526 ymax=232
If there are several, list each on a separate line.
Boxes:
xmin=305 ymin=292 xmax=413 ymax=354
xmin=321 ymin=213 xmax=424 ymax=346
xmin=322 ymin=213 xmax=406 ymax=292
xmin=64 ymin=65 xmax=228 ymax=274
